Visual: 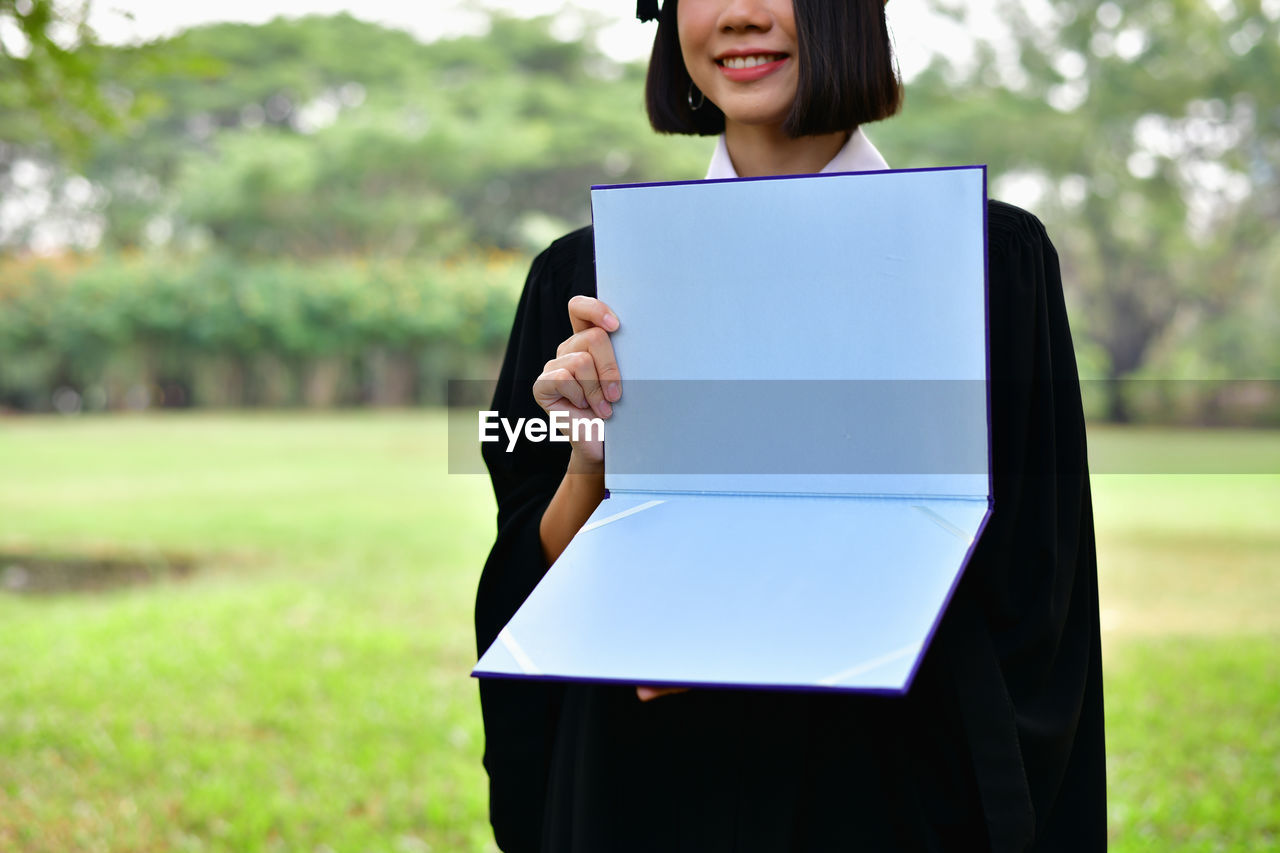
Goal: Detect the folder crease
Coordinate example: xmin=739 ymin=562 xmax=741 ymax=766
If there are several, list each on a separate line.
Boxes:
xmin=816 ymin=642 xmax=923 ymax=687
xmin=498 ymin=627 xmax=541 ymax=676
xmin=579 ymin=498 xmax=666 ymax=532
xmin=912 ymin=505 xmax=969 ymax=540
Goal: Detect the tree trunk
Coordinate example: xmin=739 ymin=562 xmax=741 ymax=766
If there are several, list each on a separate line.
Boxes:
xmin=365 ymin=348 xmax=416 ymax=406
xmin=302 ymin=357 xmax=345 ymax=408
xmin=1105 ymin=371 xmax=1130 ymax=423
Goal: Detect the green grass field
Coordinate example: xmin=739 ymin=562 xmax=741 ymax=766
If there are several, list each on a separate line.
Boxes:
xmin=0 ymin=413 xmax=1276 ymax=851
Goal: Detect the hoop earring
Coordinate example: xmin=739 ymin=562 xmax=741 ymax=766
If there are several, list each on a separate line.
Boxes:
xmin=687 ymin=81 xmax=705 ymax=112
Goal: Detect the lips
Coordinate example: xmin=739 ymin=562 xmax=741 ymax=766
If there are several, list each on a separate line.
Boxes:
xmin=715 ymin=52 xmax=789 ymax=82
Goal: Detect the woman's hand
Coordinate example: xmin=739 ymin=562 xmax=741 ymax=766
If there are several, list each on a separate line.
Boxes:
xmin=534 ymin=295 xmax=622 ymax=470
xmin=536 ymin=297 xmax=690 ymax=704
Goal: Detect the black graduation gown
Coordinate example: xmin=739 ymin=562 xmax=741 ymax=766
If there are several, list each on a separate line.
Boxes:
xmin=474 ymin=200 xmax=1107 ymax=852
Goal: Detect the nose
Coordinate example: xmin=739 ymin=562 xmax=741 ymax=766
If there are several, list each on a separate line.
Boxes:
xmin=717 ymin=0 xmax=774 ymax=33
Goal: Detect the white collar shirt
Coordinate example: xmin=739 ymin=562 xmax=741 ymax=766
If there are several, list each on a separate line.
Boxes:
xmin=703 ymin=127 xmax=889 ymax=179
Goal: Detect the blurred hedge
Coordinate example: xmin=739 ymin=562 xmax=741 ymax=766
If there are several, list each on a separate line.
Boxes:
xmin=0 ymin=252 xmax=526 ymax=410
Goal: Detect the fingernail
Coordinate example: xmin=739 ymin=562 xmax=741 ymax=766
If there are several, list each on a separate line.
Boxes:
xmin=606 ymin=382 xmax=621 ymax=401
xmin=603 ymin=312 xmax=618 ymax=330
xmin=599 ymin=401 xmax=612 ymax=418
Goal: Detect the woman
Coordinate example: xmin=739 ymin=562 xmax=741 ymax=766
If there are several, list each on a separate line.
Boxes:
xmin=476 ymin=1 xmax=1106 ymax=850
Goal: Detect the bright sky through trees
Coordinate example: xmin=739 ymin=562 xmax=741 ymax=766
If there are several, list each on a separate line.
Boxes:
xmin=88 ymin=0 xmax=997 ymax=80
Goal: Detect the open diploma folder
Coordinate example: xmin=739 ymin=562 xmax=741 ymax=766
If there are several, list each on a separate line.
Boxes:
xmin=474 ymin=166 xmax=991 ymax=694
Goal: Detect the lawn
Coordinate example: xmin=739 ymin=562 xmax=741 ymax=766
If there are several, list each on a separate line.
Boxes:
xmin=0 ymin=413 xmax=1276 ymax=851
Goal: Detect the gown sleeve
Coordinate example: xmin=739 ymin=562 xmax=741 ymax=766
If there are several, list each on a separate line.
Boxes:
xmin=938 ymin=201 xmax=1107 ymax=851
xmin=473 ymin=225 xmax=596 ymax=853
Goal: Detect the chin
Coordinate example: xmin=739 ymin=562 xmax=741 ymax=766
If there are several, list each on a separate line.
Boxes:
xmin=722 ymin=110 xmax=793 ymax=130
xmin=714 ymin=97 xmax=790 ymax=127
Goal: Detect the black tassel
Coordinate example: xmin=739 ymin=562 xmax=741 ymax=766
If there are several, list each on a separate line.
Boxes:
xmin=636 ymin=0 xmax=661 ymax=22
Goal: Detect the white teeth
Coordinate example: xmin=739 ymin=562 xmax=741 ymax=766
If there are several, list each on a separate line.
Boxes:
xmin=724 ymin=54 xmax=781 ymax=69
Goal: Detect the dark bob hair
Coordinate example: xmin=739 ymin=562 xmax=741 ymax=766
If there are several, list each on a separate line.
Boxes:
xmin=646 ymin=0 xmax=903 ymax=137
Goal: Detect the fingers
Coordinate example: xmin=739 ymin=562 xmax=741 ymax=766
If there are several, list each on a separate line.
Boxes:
xmin=533 ymin=365 xmax=591 ymax=413
xmin=568 ymin=294 xmax=619 ymax=336
xmin=557 ymin=297 xmax=623 ymax=405
xmin=557 ymin=326 xmax=620 ymax=405
xmin=566 ymin=298 xmax=622 ymax=402
xmin=538 ymin=352 xmax=609 ymax=419
xmin=636 ymin=686 xmax=691 ymax=702
xmin=532 ymin=295 xmax=622 ymax=425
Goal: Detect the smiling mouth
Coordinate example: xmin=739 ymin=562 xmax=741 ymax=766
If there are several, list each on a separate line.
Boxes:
xmin=716 ymin=53 xmax=788 ymax=70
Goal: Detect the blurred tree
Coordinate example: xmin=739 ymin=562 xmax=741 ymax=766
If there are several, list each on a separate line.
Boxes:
xmin=877 ymin=0 xmax=1280 ymax=419
xmin=62 ymin=13 xmax=710 ymax=257
xmin=6 ymin=5 xmax=1275 ymax=420
xmin=0 ymin=0 xmax=114 ymax=160
xmin=0 ymin=1 xmax=198 ymax=251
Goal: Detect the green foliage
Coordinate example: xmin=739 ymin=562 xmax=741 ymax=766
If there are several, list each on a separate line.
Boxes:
xmin=171 ymin=125 xmax=468 ymax=258
xmin=4 ymin=6 xmax=1277 ymax=417
xmin=0 ymin=252 xmax=524 ymax=409
xmin=53 ymin=13 xmax=710 ymax=256
xmin=0 ymin=0 xmax=118 ymax=161
xmin=881 ymin=0 xmax=1280 ymax=417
